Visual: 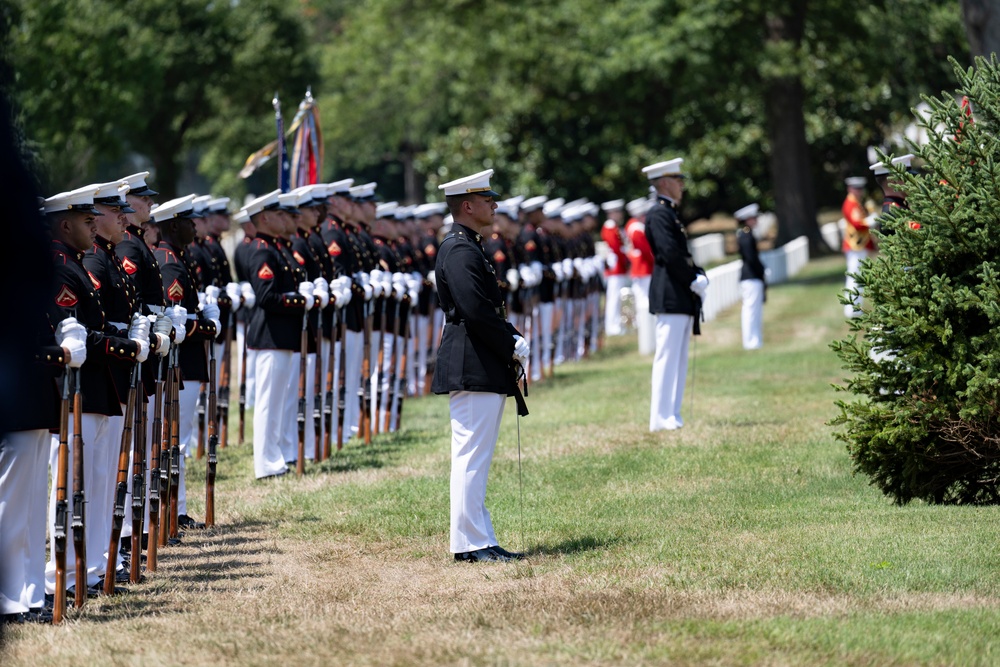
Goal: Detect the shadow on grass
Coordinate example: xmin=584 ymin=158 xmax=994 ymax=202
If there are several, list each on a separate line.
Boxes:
xmin=317 ymin=429 xmax=433 ymax=474
xmin=535 ymin=533 xmax=629 ymax=556
xmin=781 ymin=263 xmax=846 ymax=287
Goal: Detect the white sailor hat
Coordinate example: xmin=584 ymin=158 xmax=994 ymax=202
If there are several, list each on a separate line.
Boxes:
xmin=91 ymin=180 xmax=134 ymax=212
xmin=870 ymin=154 xmax=917 ymax=176
xmin=394 ymin=205 xmax=414 ymax=220
xmin=582 ymin=202 xmax=599 ymax=217
xmin=205 ymin=197 xmax=229 ymax=214
xmin=328 ymin=178 xmax=354 ymax=196
xmin=234 ymin=208 xmax=251 ymax=225
xmin=844 ymin=176 xmax=867 ymax=189
xmin=542 ymin=197 xmax=565 ymax=218
xmin=244 ymin=189 xmax=282 ymax=218
xmin=734 ymin=203 xmax=760 ymax=221
xmin=41 ymin=185 xmax=102 ymax=215
xmin=192 ymin=195 xmax=213 ymax=217
xmin=601 ymin=199 xmax=625 ymax=212
xmin=376 ymin=201 xmax=398 ymax=218
xmin=413 ymin=202 xmax=448 ymax=219
xmin=349 ymin=182 xmax=378 ymax=202
xmin=642 ymin=158 xmax=684 ymax=180
xmin=121 ymin=171 xmax=158 ymax=197
xmin=277 ymin=191 xmax=302 ymax=212
xmin=520 ymin=195 xmax=547 ymax=213
xmin=306 ymin=184 xmax=329 ymax=203
xmin=291 ymin=186 xmax=321 ymax=207
xmin=626 ymin=197 xmax=650 ymax=218
xmin=438 ymin=169 xmax=500 ymax=198
xmin=151 ymin=194 xmax=197 ymax=223
xmin=561 ymin=205 xmax=585 ymax=223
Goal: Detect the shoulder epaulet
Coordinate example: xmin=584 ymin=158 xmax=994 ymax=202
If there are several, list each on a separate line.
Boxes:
xmin=254 ymin=238 xmax=270 ymax=249
xmin=603 ymin=220 xmax=616 ymax=228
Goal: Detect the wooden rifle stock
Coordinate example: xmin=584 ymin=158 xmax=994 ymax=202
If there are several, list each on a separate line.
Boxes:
xmin=196 ymin=380 xmax=206 ymax=459
xmin=104 ymin=364 xmax=139 ymax=595
xmin=206 ymin=337 xmax=218 ymax=526
xmin=52 ymin=370 xmax=71 ymax=623
xmin=147 ymin=356 xmax=164 ymax=570
xmin=157 ymin=347 xmax=174 ymax=548
xmin=71 ymin=368 xmax=86 ymax=608
xmin=297 ymin=309 xmax=308 ymax=476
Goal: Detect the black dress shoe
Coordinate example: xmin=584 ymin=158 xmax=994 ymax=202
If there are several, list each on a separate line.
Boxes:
xmin=490 ymin=545 xmax=526 ymax=560
xmin=26 ymin=607 xmax=53 ymax=624
xmin=66 ymin=583 xmax=102 ymax=599
xmin=454 ymin=547 xmax=511 ymax=563
xmin=1 ymin=612 xmax=25 ymax=624
xmin=178 ymin=514 xmax=206 ymax=530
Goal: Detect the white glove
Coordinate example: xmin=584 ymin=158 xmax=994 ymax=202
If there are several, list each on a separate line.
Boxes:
xmin=313 ymin=278 xmax=330 ymax=308
xmin=392 ymin=273 xmax=407 ymax=299
xmin=427 ymin=270 xmax=436 ymax=289
xmin=129 ymin=313 xmax=150 ymax=363
xmin=512 ymin=335 xmax=530 ymax=365
xmin=168 ymin=305 xmax=188 ymax=343
xmin=506 ymin=268 xmax=520 ymax=290
xmin=410 ymin=272 xmax=423 ymax=294
xmin=553 ymin=263 xmax=564 ymax=282
xmin=63 ymin=336 xmax=87 ymax=368
xmin=370 ymin=270 xmax=384 ymax=297
xmin=518 ymin=265 xmax=531 ymax=286
xmin=530 ymin=262 xmax=543 ymax=286
xmin=562 ymin=258 xmax=574 ymax=278
xmin=380 ymin=273 xmax=392 ymax=298
xmin=201 ymin=299 xmax=222 ymax=337
xmin=55 ymin=317 xmax=87 ymax=346
xmin=58 ymin=318 xmax=88 ymax=368
xmin=607 ymin=253 xmax=618 ymax=269
xmin=204 ymin=285 xmax=220 ymax=304
xmin=690 ymin=273 xmax=710 ymax=299
xmin=226 ymin=282 xmax=241 ymax=311
xmin=240 ymin=281 xmax=256 ymax=308
xmin=298 ymin=281 xmax=316 ymax=310
xmin=153 ymin=314 xmax=172 ymax=357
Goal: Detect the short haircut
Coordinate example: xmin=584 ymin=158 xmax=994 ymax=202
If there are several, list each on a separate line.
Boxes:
xmin=446 ymin=194 xmax=477 ymax=218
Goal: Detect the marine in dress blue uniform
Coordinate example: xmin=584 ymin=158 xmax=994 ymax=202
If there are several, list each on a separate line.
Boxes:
xmin=432 ymin=169 xmax=527 ymax=563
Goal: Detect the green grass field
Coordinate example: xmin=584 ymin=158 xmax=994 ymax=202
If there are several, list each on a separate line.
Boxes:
xmin=4 ymin=255 xmax=999 ymax=666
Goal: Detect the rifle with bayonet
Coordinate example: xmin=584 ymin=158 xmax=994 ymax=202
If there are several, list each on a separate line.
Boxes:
xmin=297 ymin=307 xmax=308 ymax=476
xmin=52 ymin=369 xmax=71 ymax=623
xmin=71 ymin=368 xmax=87 ymax=607
xmin=147 ymin=352 xmax=165 ymax=570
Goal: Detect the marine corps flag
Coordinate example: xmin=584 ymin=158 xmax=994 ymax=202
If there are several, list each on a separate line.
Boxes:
xmin=239 ymin=89 xmax=322 ymax=189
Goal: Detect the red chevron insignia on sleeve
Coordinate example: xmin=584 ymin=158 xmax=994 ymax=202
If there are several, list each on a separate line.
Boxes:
xmin=167 ymin=279 xmax=184 ymax=302
xmin=258 ymin=263 xmax=274 ymax=280
xmin=55 ymin=284 xmax=78 ymax=307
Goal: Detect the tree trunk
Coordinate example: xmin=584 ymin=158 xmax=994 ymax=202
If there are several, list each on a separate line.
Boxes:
xmin=762 ymin=4 xmax=830 ymax=254
xmin=961 ymin=0 xmax=1000 ymax=58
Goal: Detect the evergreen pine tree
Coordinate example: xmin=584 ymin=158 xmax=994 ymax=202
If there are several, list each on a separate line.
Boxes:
xmin=832 ymin=55 xmax=1000 ymax=505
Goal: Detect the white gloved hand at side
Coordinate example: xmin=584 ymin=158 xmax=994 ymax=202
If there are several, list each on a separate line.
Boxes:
xmin=298 ymin=281 xmax=315 ymax=311
xmin=240 ymin=282 xmax=256 ymax=308
xmin=690 ymin=273 xmax=710 ymax=299
xmin=168 ymin=305 xmax=188 ymax=344
xmin=226 ymin=282 xmax=241 ymax=311
xmin=512 ymin=335 xmax=530 ymax=365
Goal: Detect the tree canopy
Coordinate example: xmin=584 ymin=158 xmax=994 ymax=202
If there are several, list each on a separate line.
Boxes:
xmin=5 ymin=0 xmax=970 ymax=237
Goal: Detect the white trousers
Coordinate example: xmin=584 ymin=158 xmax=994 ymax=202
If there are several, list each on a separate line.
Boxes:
xmin=650 ymin=314 xmax=692 ymax=431
xmin=589 ymin=290 xmax=601 ymax=352
xmin=529 ymin=305 xmax=542 ymax=381
xmin=632 ymin=275 xmax=655 ymax=355
xmin=539 ymin=302 xmax=554 ymax=375
xmin=740 ymin=279 xmax=765 ymax=350
xmin=605 ymin=274 xmax=626 ymax=335
xmin=414 ymin=314 xmax=431 ymax=394
xmin=449 ymin=391 xmax=505 ymax=553
xmin=235 ymin=321 xmax=257 ymax=408
xmin=46 ymin=412 xmax=110 ymax=591
xmin=284 ymin=352 xmax=317 ymax=461
xmin=177 ymin=385 xmax=198 ymax=514
xmin=844 ymin=249 xmax=870 ymax=317
xmin=253 ymin=350 xmax=292 ymax=478
xmin=342 ymin=330 xmax=364 ymax=440
xmin=1 ymin=429 xmax=49 ymax=613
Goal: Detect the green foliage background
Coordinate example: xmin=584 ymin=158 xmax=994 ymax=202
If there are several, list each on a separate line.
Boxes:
xmin=4 ymin=0 xmax=970 ymax=216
